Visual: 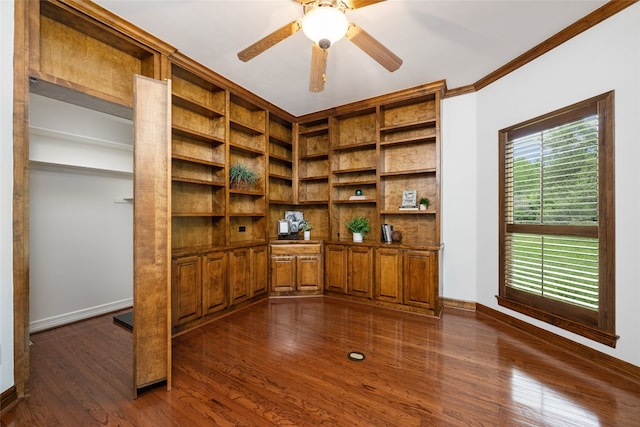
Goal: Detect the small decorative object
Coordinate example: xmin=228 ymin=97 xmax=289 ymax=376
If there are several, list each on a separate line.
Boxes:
xmin=419 ymin=197 xmax=430 ymax=211
xmin=345 ymin=216 xmax=371 ymax=243
xmin=399 ymin=190 xmax=418 ymax=210
xmin=229 ymin=162 xmax=258 ymax=190
xmin=302 ymin=222 xmax=313 ymax=240
xmin=391 ymin=230 xmax=403 ymax=242
xmin=349 ymin=189 xmax=366 ymax=201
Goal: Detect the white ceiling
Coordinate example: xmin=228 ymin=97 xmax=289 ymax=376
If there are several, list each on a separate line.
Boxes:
xmin=93 ymin=0 xmax=608 ymax=117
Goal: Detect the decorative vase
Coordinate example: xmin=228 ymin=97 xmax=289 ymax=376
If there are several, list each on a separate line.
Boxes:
xmin=352 ymin=232 xmax=363 ymax=243
xmin=419 ymin=204 xmax=427 ymax=211
xmin=304 ymin=230 xmax=311 ymax=240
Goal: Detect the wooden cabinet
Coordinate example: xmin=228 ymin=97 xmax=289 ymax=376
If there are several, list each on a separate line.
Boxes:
xmin=271 ymin=255 xmax=296 ymax=291
xmin=297 ymin=255 xmax=323 ymax=291
xmin=229 ymin=247 xmax=251 ymax=306
xmin=251 ymin=245 xmax=269 ymax=297
xmin=171 ymin=256 xmax=202 ymax=327
xmin=202 ymin=251 xmax=227 ymax=316
xmin=270 ymin=243 xmax=323 ymax=293
xmin=375 ymin=247 xmax=403 ymax=303
xmin=347 ymin=245 xmax=374 ymax=298
xmin=324 ymin=244 xmax=348 ymax=294
xmin=403 ymin=250 xmax=439 ymax=310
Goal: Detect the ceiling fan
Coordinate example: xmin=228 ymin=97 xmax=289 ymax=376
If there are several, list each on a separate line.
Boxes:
xmin=237 ymin=0 xmax=402 ymax=93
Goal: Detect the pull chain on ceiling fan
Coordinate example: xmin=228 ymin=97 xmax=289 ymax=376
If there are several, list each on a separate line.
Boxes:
xmin=237 ymin=0 xmax=402 ymax=93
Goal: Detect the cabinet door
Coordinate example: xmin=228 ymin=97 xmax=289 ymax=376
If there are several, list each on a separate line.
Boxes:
xmin=325 ymin=244 xmax=347 ymax=294
xmin=375 ymin=248 xmax=403 ymax=303
xmin=271 ymin=256 xmax=296 ymax=292
xmin=229 ymin=248 xmax=250 ymax=305
xmin=251 ymin=245 xmax=269 ymax=297
xmin=171 ymin=255 xmax=202 ymax=327
xmin=202 ymin=251 xmax=227 ymax=316
xmin=297 ymin=255 xmax=322 ymax=291
xmin=348 ymin=246 xmax=373 ymax=298
xmin=403 ymin=250 xmax=437 ymax=309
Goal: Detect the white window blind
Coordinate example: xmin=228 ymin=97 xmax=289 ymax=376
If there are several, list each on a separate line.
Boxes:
xmin=504 ymin=115 xmax=600 ymax=311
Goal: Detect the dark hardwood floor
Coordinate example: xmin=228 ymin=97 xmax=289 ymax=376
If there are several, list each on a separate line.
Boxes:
xmin=3 ymin=297 xmax=640 ymax=426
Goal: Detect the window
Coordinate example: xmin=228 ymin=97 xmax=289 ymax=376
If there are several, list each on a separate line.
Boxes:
xmin=498 ymin=92 xmax=616 ymax=347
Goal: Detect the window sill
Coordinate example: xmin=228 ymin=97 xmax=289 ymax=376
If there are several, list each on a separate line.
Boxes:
xmin=496 ymin=296 xmax=619 ymax=348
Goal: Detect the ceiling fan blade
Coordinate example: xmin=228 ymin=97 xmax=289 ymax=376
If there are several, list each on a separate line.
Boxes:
xmin=309 ymin=43 xmax=328 ymax=93
xmin=345 ymin=0 xmax=385 ymax=10
xmin=238 ymin=21 xmax=301 ymax=62
xmin=346 ymin=23 xmax=402 ymax=72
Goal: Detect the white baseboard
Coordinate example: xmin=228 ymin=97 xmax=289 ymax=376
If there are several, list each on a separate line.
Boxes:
xmin=29 ymin=298 xmax=133 ymax=333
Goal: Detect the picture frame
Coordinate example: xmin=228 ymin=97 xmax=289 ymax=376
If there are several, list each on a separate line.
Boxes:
xmin=401 ymin=190 xmax=417 ymax=208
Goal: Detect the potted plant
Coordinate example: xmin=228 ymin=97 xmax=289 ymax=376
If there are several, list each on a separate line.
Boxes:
xmin=345 ymin=216 xmax=371 ymax=243
xmin=301 ymin=222 xmax=313 ymax=240
xmin=419 ymin=197 xmax=430 ymax=211
xmin=229 ymin=162 xmax=258 ymax=190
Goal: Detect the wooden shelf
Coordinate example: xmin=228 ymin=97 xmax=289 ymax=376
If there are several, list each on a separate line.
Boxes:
xmin=380 ymin=135 xmax=436 ymax=146
xmin=230 ymin=118 xmax=264 ymax=136
xmin=269 ymin=134 xmax=292 ymax=148
xmin=332 ymin=141 xmax=377 ymax=152
xmin=172 ymin=212 xmax=225 ymax=217
xmin=172 ymin=93 xmax=223 ymax=118
xmin=380 ymin=210 xmax=436 ymax=215
xmin=268 ymin=200 xmax=295 ymax=205
xmin=172 ymin=154 xmax=225 ymax=168
xmin=333 ymin=167 xmax=377 ymax=175
xmin=300 ymin=153 xmax=329 ymax=160
xmin=380 ymin=118 xmax=437 ymax=133
xmin=299 ymin=176 xmax=329 ymax=182
xmin=299 ymin=124 xmax=329 ymax=137
xmin=269 ymin=153 xmax=293 ymax=164
xmin=172 ymin=125 xmax=225 ymax=145
xmin=333 ymin=199 xmax=377 ymax=204
xmin=229 ymin=143 xmax=265 ymax=156
xmin=229 ymin=188 xmax=264 ymax=196
xmin=229 ymin=213 xmax=265 ymax=217
xmin=269 ymin=173 xmax=293 ymax=182
xmin=297 ymin=200 xmax=329 ymax=205
xmin=332 ymin=180 xmax=377 ymax=187
xmin=380 ymin=168 xmax=436 ymax=177
xmin=172 ymin=177 xmax=225 ymax=187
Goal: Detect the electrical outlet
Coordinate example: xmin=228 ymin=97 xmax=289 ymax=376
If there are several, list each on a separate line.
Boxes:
xmin=239 ymin=226 xmax=246 ymax=232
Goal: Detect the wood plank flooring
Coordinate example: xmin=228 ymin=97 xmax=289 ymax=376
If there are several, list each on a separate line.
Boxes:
xmin=2 ymin=297 xmax=640 ymax=426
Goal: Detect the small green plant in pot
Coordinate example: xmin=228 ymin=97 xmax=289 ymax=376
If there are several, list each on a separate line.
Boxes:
xmin=419 ymin=197 xmax=430 ymax=211
xmin=229 ymin=162 xmax=258 ymax=190
xmin=302 ymin=222 xmax=313 ymax=240
xmin=345 ymin=216 xmax=371 ymax=243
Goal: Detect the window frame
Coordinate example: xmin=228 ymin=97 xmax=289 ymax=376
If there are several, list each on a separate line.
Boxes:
xmin=498 ymin=91 xmax=617 ymax=347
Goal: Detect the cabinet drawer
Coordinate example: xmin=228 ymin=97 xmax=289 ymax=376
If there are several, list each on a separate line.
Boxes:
xmin=271 ymin=244 xmax=321 ymax=255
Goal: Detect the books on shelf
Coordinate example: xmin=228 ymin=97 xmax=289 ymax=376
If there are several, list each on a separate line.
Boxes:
xmin=349 ymin=195 xmax=367 ymax=200
xmin=398 ymin=206 xmax=419 ymax=211
xmin=381 ymin=223 xmax=393 ymax=243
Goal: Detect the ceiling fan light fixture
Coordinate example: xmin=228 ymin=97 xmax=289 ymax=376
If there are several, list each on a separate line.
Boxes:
xmin=302 ymin=5 xmax=349 ymax=48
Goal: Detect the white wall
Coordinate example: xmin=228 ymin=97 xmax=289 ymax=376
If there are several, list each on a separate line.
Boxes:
xmin=441 ymin=92 xmax=478 ymax=302
xmin=442 ymin=3 xmax=640 ymax=366
xmin=0 ymin=0 xmax=15 ymax=393
xmin=28 ymin=94 xmax=134 ymax=332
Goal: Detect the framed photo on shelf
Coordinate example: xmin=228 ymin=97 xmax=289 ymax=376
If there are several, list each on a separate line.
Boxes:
xmin=400 ymin=190 xmax=417 ymax=208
